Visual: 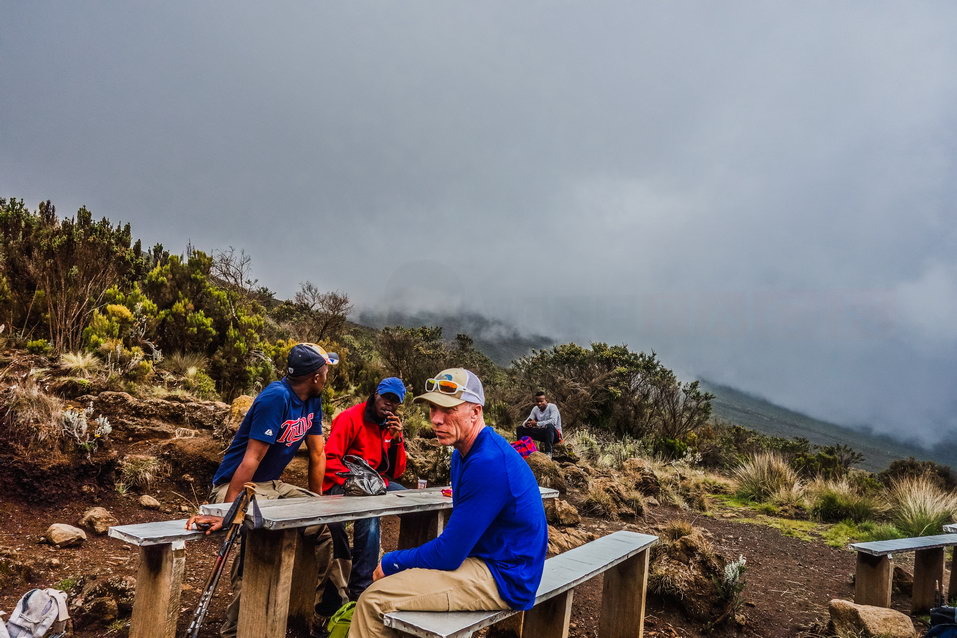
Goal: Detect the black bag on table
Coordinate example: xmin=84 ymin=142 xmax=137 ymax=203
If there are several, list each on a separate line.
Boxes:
xmin=336 ymin=454 xmax=387 ymax=496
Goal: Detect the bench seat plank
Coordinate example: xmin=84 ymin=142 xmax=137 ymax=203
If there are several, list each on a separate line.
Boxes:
xmin=108 ymin=519 xmax=206 ymax=546
xmin=384 ymin=530 xmax=658 ymax=638
xmin=850 ymin=534 xmax=957 ymax=556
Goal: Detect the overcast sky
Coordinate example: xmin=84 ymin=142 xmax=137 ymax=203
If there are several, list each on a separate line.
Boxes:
xmin=3 ymin=2 xmax=956 ymax=446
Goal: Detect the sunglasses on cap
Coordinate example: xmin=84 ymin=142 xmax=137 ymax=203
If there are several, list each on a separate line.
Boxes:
xmin=425 ymin=378 xmax=467 ymax=395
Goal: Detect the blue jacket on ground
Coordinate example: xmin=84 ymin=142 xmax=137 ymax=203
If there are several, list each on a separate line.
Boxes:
xmin=380 ymin=426 xmax=548 ymax=610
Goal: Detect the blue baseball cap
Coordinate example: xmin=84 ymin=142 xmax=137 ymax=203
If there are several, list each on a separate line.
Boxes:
xmin=376 ymin=377 xmax=407 ymax=402
xmin=287 ymin=343 xmax=339 ymax=377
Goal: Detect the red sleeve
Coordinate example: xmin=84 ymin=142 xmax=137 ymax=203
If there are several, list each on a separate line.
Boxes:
xmin=323 ymin=408 xmax=358 ymax=492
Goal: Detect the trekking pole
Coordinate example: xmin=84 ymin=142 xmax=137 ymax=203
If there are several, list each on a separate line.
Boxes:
xmin=184 ymin=483 xmax=256 ymax=638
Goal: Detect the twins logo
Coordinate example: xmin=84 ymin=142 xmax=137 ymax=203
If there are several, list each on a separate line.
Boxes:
xmin=277 ymin=413 xmax=314 ymax=447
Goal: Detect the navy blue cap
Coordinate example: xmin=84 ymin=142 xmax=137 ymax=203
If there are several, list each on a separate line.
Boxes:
xmin=376 ymin=377 xmax=407 ymax=402
xmin=287 ymin=343 xmax=339 ymax=377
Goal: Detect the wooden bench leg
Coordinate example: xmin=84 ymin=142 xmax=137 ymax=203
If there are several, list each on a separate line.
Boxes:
xmin=288 ymin=528 xmax=319 ymax=636
xmin=913 ymin=547 xmax=945 ymax=613
xmin=129 ymin=541 xmax=185 ymax=638
xmin=855 ymin=553 xmax=892 ymax=607
xmin=397 ymin=510 xmax=450 ymax=549
xmin=237 ymin=528 xmax=299 ymax=638
xmin=598 ymin=547 xmax=650 ymax=638
xmin=490 ymin=612 xmax=524 ymax=637
xmin=525 ymin=590 xmax=573 ymax=638
xmin=948 ymin=548 xmax=957 ymax=604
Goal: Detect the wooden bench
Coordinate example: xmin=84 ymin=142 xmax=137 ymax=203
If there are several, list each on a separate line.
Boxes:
xmin=383 ymin=530 xmax=659 ymax=638
xmin=110 ymin=487 xmax=560 ymax=638
xmin=850 ymin=533 xmax=957 ymax=612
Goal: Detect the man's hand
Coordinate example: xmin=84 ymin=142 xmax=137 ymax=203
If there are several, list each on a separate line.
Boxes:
xmin=373 ymin=560 xmax=386 ymax=582
xmin=528 ymin=419 xmax=538 ymax=426
xmin=186 ymin=514 xmax=225 ymax=535
xmin=384 ymin=413 xmax=403 ymax=439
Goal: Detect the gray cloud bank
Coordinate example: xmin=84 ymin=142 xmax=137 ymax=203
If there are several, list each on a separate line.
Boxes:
xmin=2 ymin=2 xmax=956 ymax=446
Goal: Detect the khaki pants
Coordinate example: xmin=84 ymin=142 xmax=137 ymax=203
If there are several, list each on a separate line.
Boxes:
xmin=210 ymin=480 xmax=343 ymax=637
xmin=351 ymin=557 xmax=509 ymax=638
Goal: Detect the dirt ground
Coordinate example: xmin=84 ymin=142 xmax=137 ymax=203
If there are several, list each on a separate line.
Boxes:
xmin=1 ymin=464 xmax=875 ymax=638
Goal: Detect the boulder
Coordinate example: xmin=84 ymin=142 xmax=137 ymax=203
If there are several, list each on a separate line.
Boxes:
xmin=560 ymin=464 xmax=590 ymax=492
xmin=829 ymin=599 xmax=915 ymax=638
xmin=160 ymin=435 xmax=223 ymax=487
xmin=78 ymin=507 xmax=118 ymax=535
xmin=138 ymin=495 xmax=161 ymax=510
xmin=81 ymin=391 xmax=228 ymax=436
xmin=525 ymin=452 xmax=567 ymax=493
xmin=404 ymin=438 xmax=453 ymax=486
xmin=622 ymin=458 xmax=661 ymax=496
xmin=551 ymin=442 xmax=579 ymax=464
xmin=70 ymin=575 xmax=136 ymax=630
xmin=545 ymin=499 xmax=581 ymax=526
xmin=0 ymin=546 xmax=35 ymax=590
xmin=45 ymin=524 xmax=87 ymax=548
xmin=216 ymin=394 xmax=254 ymax=441
xmin=548 ymin=526 xmax=597 ymax=554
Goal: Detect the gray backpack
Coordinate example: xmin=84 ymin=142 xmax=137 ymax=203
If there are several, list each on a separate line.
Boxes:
xmin=5 ymin=589 xmax=68 ymax=638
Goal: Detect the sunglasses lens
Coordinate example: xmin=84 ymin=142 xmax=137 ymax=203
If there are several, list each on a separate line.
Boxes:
xmin=438 ymin=380 xmax=459 ymax=394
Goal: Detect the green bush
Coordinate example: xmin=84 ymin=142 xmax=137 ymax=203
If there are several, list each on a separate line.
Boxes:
xmin=810 ymin=487 xmax=881 ymax=523
xmin=26 ymin=338 xmax=52 ymax=355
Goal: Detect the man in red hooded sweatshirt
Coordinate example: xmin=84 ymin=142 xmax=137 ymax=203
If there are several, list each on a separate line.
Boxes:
xmin=323 ymin=377 xmax=408 ymax=602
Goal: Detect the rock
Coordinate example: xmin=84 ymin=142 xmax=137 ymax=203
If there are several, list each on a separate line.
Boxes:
xmin=217 ymin=394 xmax=254 ymax=441
xmin=551 ymin=442 xmax=579 ymax=464
xmin=829 ymin=599 xmax=915 ymax=638
xmin=646 ymin=497 xmax=660 ymax=507
xmin=138 ymin=494 xmax=161 ymax=510
xmin=893 ymin=566 xmax=913 ymax=596
xmin=404 ymin=438 xmax=453 ymax=486
xmin=78 ymin=507 xmax=118 ymax=534
xmin=548 ymin=526 xmax=597 ymax=554
xmin=0 ymin=546 xmax=35 ymax=590
xmin=622 ymin=458 xmax=661 ymax=496
xmin=70 ymin=575 xmax=136 ymax=630
xmin=545 ymin=499 xmax=581 ymax=526
xmin=525 ymin=452 xmax=567 ymax=493
xmin=81 ymin=391 xmax=228 ymax=437
xmin=160 ymin=435 xmax=224 ymax=487
xmin=560 ymin=464 xmax=590 ymax=492
xmin=45 ymin=523 xmax=87 ymax=548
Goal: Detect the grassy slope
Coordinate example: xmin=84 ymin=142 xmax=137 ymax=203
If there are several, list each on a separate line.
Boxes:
xmin=700 ymin=379 xmax=955 ymax=472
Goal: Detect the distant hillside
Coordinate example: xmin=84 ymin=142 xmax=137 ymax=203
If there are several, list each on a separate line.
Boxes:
xmin=700 ymin=380 xmax=955 ymax=472
xmin=356 ymin=309 xmax=553 ymax=365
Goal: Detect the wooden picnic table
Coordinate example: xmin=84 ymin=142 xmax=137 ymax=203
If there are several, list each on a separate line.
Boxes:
xmin=197 ymin=486 xmax=560 ymax=638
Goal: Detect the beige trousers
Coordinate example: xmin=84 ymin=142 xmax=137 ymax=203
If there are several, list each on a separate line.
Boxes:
xmin=351 ymin=557 xmax=509 ymax=638
xmin=209 ymin=480 xmax=342 ymax=637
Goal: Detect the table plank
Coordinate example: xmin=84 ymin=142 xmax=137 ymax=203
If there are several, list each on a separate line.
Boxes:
xmin=108 ymin=519 xmax=207 ymax=546
xmin=851 ymin=534 xmax=957 ymax=556
xmin=199 ymin=486 xmax=559 ymax=530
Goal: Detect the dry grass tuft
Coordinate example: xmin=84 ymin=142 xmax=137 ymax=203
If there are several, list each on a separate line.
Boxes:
xmin=733 ymin=452 xmax=800 ymax=503
xmin=887 ymin=475 xmax=957 ymax=536
xmin=2 ymin=374 xmax=66 ymax=452
xmin=59 ymin=351 xmax=102 ymax=378
xmin=119 ymin=454 xmax=169 ymax=490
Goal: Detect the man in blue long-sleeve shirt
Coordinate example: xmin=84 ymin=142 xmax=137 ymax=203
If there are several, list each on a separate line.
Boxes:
xmin=351 ymin=368 xmax=548 ymax=638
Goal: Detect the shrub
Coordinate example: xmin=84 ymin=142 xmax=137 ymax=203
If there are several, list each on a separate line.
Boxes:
xmin=733 ymin=452 xmax=800 ymax=502
xmin=887 ymin=475 xmax=957 ymax=537
xmin=26 ymin=339 xmax=52 ymax=355
xmin=159 ymin=351 xmax=209 ymax=376
xmin=808 ymin=478 xmax=883 ymax=523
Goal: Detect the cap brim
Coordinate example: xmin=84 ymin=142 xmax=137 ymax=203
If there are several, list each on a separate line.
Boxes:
xmin=413 ymin=392 xmax=465 ymax=408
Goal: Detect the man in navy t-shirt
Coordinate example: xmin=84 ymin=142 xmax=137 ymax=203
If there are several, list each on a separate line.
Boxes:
xmin=350 ymin=368 xmax=548 ymax=638
xmin=187 ymin=342 xmax=339 ymax=637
